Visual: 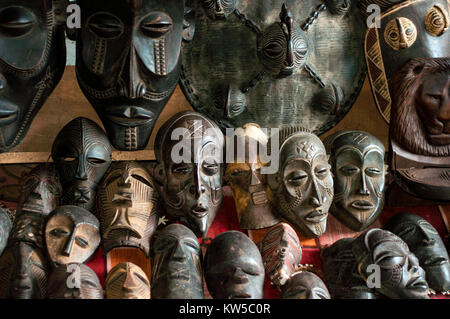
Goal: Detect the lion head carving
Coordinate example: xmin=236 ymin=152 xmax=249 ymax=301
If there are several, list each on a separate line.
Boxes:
xmin=390 ymin=57 xmax=450 ymax=157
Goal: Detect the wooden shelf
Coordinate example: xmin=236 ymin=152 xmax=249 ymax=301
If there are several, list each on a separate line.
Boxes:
xmin=0 ymin=66 xmax=388 ymax=164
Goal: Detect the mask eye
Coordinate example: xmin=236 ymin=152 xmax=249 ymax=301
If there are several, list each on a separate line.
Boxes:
xmin=264 ymin=43 xmax=283 ymax=57
xmin=88 ymin=13 xmax=123 ymax=39
xmin=202 ymin=160 xmax=219 ymax=176
xmin=131 ymin=174 xmax=152 ymax=187
xmin=172 ymin=164 xmax=193 ymax=175
xmin=88 ymin=157 xmax=106 ymax=165
xmin=0 ymin=6 xmax=35 ymax=38
xmin=50 ymin=228 xmax=69 ymax=237
xmin=140 ymin=13 xmax=173 ymax=38
xmin=365 ymin=167 xmax=382 ymax=177
xmin=59 ymin=156 xmax=77 ymax=163
xmin=287 ymin=171 xmax=308 ymax=186
xmin=315 ymin=165 xmax=329 ymax=179
xmin=75 ymin=236 xmax=89 ymax=248
xmin=340 ymin=165 xmax=359 ymax=176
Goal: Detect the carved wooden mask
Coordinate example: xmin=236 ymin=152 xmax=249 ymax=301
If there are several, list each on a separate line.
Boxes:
xmin=97 ymin=161 xmax=159 ymax=257
xmin=74 ymin=0 xmax=191 ymax=150
xmin=45 ymin=205 xmax=101 ymax=266
xmin=47 ymin=263 xmax=104 ymax=299
xmin=280 ymin=271 xmax=330 ymax=299
xmin=150 ymin=223 xmax=204 ymax=299
xmin=384 ymin=212 xmax=450 ymax=294
xmin=0 ymin=0 xmax=66 ymax=152
xmin=269 ymin=129 xmax=333 ymax=238
xmin=154 ymin=111 xmax=224 ymax=237
xmin=51 ymin=117 xmax=112 ymax=212
xmin=353 ymin=228 xmax=429 ymax=299
xmin=324 ymin=131 xmax=386 ymax=231
xmin=225 ymin=123 xmax=280 ymax=229
xmin=204 ymin=231 xmax=265 ymax=299
xmin=105 ymin=262 xmax=150 ymax=299
xmin=258 ymin=222 xmax=302 ymax=287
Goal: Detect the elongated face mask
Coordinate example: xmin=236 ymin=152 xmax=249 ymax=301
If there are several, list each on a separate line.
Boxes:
xmin=51 ymin=117 xmax=112 ymax=212
xmin=325 ymin=131 xmax=386 ymax=231
xmin=353 ymin=228 xmax=429 ymax=299
xmin=97 ymin=161 xmax=159 ymax=256
xmin=258 ymin=222 xmax=302 ymax=287
xmin=281 ymin=271 xmax=330 ymax=299
xmin=75 ymin=0 xmax=188 ymax=150
xmin=47 ymin=263 xmax=104 ymax=299
xmin=204 ymin=231 xmax=265 ymax=299
xmin=45 ymin=205 xmax=101 ymax=266
xmin=150 ymin=223 xmax=203 ymax=299
xmin=0 ymin=0 xmax=66 ymax=152
xmin=384 ymin=212 xmax=450 ymax=294
xmin=225 ymin=123 xmax=280 ymax=229
xmin=105 ymin=262 xmax=150 ymax=299
xmin=271 ymin=130 xmax=333 ymax=238
xmin=154 ymin=111 xmax=224 ymax=237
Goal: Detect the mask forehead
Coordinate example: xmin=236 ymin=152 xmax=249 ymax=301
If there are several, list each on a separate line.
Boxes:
xmin=280 ymin=132 xmax=326 ymax=169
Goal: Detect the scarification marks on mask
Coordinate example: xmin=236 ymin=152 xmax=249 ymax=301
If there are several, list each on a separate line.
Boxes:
xmin=154 ymin=39 xmax=167 ymax=76
xmin=91 ymin=38 xmax=107 ymax=75
xmin=440 ymin=170 xmax=450 ymax=182
xmin=352 ymin=133 xmax=369 ymax=145
xmin=124 ymin=126 xmax=138 ymax=151
xmin=296 ymin=141 xmax=317 ymax=160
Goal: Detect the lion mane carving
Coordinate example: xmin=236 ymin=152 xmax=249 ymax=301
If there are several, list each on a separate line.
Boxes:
xmin=390 ymin=57 xmax=450 ymax=157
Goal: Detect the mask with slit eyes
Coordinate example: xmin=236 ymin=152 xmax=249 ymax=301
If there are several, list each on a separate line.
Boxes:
xmin=97 ymin=161 xmax=159 ymax=257
xmin=258 ymin=222 xmax=302 ymax=287
xmin=384 ymin=212 xmax=450 ymax=293
xmin=0 ymin=0 xmax=66 ymax=152
xmin=280 ymin=271 xmax=331 ymax=299
xmin=47 ymin=263 xmax=104 ymax=299
xmin=204 ymin=231 xmax=265 ymax=299
xmin=150 ymin=224 xmax=203 ymax=299
xmin=51 ymin=117 xmax=112 ymax=213
xmin=324 ymin=131 xmax=386 ymax=231
xmin=353 ymin=228 xmax=429 ymax=299
xmin=202 ymin=0 xmax=236 ymax=20
xmin=269 ymin=129 xmax=333 ymax=238
xmin=105 ymin=262 xmax=150 ymax=299
xmin=154 ymin=111 xmax=224 ymax=237
xmin=74 ymin=0 xmax=192 ymax=151
xmin=45 ymin=205 xmax=101 ymax=267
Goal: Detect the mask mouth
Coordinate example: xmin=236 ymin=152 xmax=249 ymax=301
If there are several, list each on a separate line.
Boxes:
xmin=228 ymin=292 xmax=252 ymax=299
xmin=351 ymin=200 xmax=374 ymax=211
xmin=105 ymin=106 xmax=154 ymax=126
xmin=305 ymin=209 xmax=327 ymax=223
xmin=191 ymin=205 xmax=209 ymax=218
xmin=406 ymin=276 xmax=429 ymax=291
xmin=427 ymin=133 xmax=450 ymax=146
xmin=0 ymin=106 xmax=18 ymax=126
xmin=168 ymin=268 xmax=190 ymax=281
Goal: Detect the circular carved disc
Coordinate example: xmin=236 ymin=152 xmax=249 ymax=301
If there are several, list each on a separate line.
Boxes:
xmin=181 ymin=0 xmax=367 ymax=133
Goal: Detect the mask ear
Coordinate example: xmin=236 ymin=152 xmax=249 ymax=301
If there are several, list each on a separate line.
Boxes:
xmin=182 ymin=2 xmax=195 ymax=42
xmin=153 ymin=163 xmax=165 ymax=186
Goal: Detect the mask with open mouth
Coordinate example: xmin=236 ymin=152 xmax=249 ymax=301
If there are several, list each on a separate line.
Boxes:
xmin=47 ymin=263 xmax=104 ymax=299
xmin=150 ymin=223 xmax=203 ymax=299
xmin=269 ymin=128 xmax=333 ymax=238
xmin=324 ymin=130 xmax=386 ymax=231
xmin=51 ymin=117 xmax=112 ymax=213
xmin=384 ymin=212 xmax=450 ymax=293
xmin=97 ymin=161 xmax=159 ymax=257
xmin=154 ymin=111 xmax=224 ymax=237
xmin=204 ymin=231 xmax=265 ymax=299
xmin=44 ymin=205 xmax=101 ymax=267
xmin=353 ymin=228 xmax=429 ymax=299
xmin=105 ymin=262 xmax=150 ymax=299
xmin=0 ymin=0 xmax=66 ymax=152
xmin=281 ymin=271 xmax=330 ymax=299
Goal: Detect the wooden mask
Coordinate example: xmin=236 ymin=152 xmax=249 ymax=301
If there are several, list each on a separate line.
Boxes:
xmin=154 ymin=111 xmax=224 ymax=238
xmin=45 ymin=205 xmax=101 ymax=266
xmin=280 ymin=271 xmax=330 ymax=299
xmin=105 ymin=262 xmax=150 ymax=299
xmin=47 ymin=263 xmax=104 ymax=299
xmin=0 ymin=0 xmax=66 ymax=152
xmin=97 ymin=161 xmax=159 ymax=257
xmin=51 ymin=117 xmax=112 ymax=212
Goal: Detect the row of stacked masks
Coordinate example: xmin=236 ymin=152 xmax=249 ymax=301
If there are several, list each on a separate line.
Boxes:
xmin=0 ymin=110 xmax=448 ymax=299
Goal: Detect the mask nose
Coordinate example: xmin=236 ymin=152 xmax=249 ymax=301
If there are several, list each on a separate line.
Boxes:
xmin=118 ymin=48 xmax=147 ymax=98
xmin=63 ymin=233 xmax=76 ymax=257
xmin=309 ymin=177 xmax=323 ymax=207
xmin=172 ymin=242 xmax=187 ymax=261
xmin=75 ymin=158 xmax=88 ymax=180
xmin=358 ymin=171 xmax=370 ymax=195
xmin=396 ymin=18 xmax=409 ymax=49
xmin=231 ymin=267 xmax=249 ymax=284
xmin=215 ymin=0 xmax=224 ymax=14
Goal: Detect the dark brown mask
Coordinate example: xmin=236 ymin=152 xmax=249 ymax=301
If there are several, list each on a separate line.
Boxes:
xmin=45 ymin=205 xmax=101 ymax=267
xmin=384 ymin=212 xmax=450 ymax=294
xmin=0 ymin=0 xmax=66 ymax=152
xmin=150 ymin=223 xmax=203 ymax=299
xmin=105 ymin=262 xmax=150 ymax=299
xmin=280 ymin=271 xmax=330 ymax=299
xmin=225 ymin=123 xmax=280 ymax=229
xmin=258 ymin=222 xmax=302 ymax=287
xmin=154 ymin=111 xmax=224 ymax=237
xmin=204 ymin=231 xmax=265 ymax=299
xmin=97 ymin=161 xmax=159 ymax=257
xmin=51 ymin=117 xmax=112 ymax=212
xmin=353 ymin=228 xmax=429 ymax=299
xmin=74 ymin=0 xmax=192 ymax=150
xmin=0 ymin=207 xmax=12 ymax=256
xmin=47 ymin=263 xmax=104 ymax=299
xmin=324 ymin=131 xmax=386 ymax=231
